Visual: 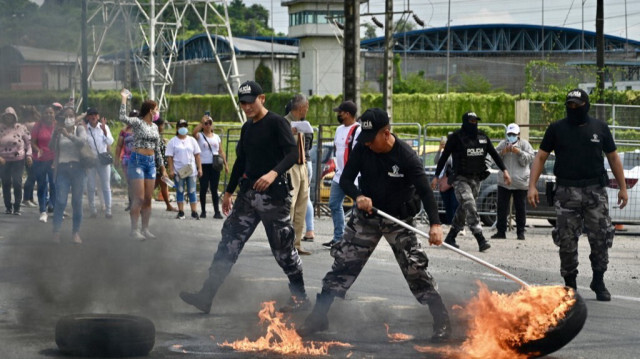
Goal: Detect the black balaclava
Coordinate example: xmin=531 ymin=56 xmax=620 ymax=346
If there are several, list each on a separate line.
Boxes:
xmin=461 ymin=114 xmax=478 ymax=137
xmin=565 ymin=89 xmax=591 ymax=126
xmin=566 ymin=102 xmax=590 ymax=126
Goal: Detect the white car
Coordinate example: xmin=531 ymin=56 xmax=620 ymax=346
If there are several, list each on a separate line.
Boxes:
xmin=606 ymin=166 xmax=639 ymax=223
xmin=605 ymin=150 xmax=640 ymax=223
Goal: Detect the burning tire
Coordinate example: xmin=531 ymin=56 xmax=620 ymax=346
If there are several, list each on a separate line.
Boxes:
xmin=514 ymin=288 xmax=588 ymax=358
xmin=55 ymin=314 xmax=155 ymax=357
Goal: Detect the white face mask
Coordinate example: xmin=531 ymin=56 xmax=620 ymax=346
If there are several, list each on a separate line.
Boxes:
xmin=64 ymin=117 xmax=75 ymax=128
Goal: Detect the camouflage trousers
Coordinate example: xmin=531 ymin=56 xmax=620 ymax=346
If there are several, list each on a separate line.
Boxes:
xmin=552 ymin=185 xmax=614 ymax=277
xmin=451 ymin=175 xmax=482 ymax=234
xmin=322 ymin=208 xmax=442 ymax=305
xmin=207 ymin=188 xmax=303 ymax=281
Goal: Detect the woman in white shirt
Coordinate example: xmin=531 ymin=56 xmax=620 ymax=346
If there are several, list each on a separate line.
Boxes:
xmin=166 ymin=119 xmax=202 ymax=220
xmin=192 ymin=115 xmax=228 ymax=219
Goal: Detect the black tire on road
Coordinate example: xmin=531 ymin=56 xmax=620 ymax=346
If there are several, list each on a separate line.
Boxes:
xmin=515 ymin=288 xmax=588 ymax=358
xmin=55 ymin=314 xmax=155 ymax=357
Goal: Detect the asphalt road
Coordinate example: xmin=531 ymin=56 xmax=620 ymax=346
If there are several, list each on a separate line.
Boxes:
xmin=1 ymin=196 xmax=639 ymax=358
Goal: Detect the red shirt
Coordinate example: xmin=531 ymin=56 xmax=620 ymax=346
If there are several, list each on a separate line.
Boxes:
xmin=31 ymin=121 xmax=55 ymax=161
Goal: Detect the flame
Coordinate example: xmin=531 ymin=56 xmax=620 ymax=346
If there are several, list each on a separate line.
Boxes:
xmin=384 ymin=323 xmax=414 ymax=342
xmin=415 ymin=282 xmax=576 ymax=359
xmin=170 ymin=344 xmax=187 ymax=354
xmin=219 ymin=301 xmax=352 ymax=356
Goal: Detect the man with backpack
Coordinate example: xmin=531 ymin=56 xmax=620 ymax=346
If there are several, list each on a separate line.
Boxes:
xmin=324 ymin=100 xmax=361 ymax=248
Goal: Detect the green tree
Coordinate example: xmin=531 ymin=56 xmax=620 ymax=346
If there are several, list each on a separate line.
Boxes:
xmin=362 ymin=23 xmax=378 ymax=40
xmin=394 ymin=18 xmax=416 ymax=33
xmin=455 ymin=72 xmax=497 ymax=93
xmin=255 ymin=62 xmax=273 ymax=93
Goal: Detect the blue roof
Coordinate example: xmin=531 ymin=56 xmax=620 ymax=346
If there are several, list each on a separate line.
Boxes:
xmin=361 ymin=23 xmax=640 ymax=54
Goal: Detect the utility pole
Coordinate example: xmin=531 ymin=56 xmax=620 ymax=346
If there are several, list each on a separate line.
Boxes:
xmin=596 ymin=0 xmax=605 ymax=120
xmin=81 ymin=0 xmax=88 ymax=111
xmin=446 ymin=0 xmax=451 ymax=93
xmin=382 ymin=0 xmax=393 ymax=118
xmin=149 ymin=0 xmax=156 ymax=101
xmin=344 ymin=0 xmax=360 ymax=110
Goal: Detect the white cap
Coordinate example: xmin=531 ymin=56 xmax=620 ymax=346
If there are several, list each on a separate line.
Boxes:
xmin=506 ymin=123 xmax=520 ymax=134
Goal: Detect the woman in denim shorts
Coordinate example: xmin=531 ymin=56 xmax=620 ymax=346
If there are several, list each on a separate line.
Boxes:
xmin=118 ymin=91 xmax=168 ymax=240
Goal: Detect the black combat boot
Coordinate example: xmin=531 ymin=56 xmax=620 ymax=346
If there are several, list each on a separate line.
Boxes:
xmin=474 ymin=232 xmax=491 ymax=252
xmin=279 ymin=274 xmax=310 ymax=313
xmin=590 ymin=271 xmax=611 ymax=301
xmin=297 ymin=291 xmax=335 ymax=336
xmin=179 ymin=275 xmax=223 ymax=314
xmin=427 ymin=295 xmax=452 ymax=343
xmin=444 ymin=228 xmax=460 ymax=249
xmin=564 ymin=274 xmax=577 ymax=290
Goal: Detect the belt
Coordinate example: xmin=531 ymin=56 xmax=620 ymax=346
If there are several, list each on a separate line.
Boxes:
xmin=556 ymin=176 xmax=603 ymax=188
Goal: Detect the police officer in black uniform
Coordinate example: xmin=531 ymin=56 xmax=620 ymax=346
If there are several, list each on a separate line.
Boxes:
xmin=298 ymin=108 xmax=451 ymax=342
xmin=431 ymin=112 xmax=511 ymax=251
xmin=528 ymin=89 xmax=628 ymax=301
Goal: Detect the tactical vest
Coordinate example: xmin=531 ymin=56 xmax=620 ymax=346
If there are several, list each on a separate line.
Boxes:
xmin=452 ymin=131 xmax=488 ymax=175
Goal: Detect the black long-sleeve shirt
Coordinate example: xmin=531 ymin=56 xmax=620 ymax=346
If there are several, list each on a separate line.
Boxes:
xmin=435 ymin=130 xmax=506 ymax=177
xmin=225 ymin=111 xmax=297 ymax=193
xmin=340 ymin=135 xmax=440 ymax=224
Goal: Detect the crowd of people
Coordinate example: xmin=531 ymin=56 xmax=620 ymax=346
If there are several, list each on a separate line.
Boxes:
xmin=0 ymin=94 xmax=231 ymax=243
xmin=1 ymin=86 xmax=629 ymax=343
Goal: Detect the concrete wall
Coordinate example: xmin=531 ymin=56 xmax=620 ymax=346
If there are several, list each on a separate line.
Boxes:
xmin=299 ymin=37 xmax=343 ymax=96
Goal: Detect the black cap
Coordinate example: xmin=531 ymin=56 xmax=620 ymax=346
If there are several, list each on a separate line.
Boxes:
xmin=86 ymin=107 xmax=99 ymax=115
xmin=333 ymin=100 xmax=357 ymax=116
xmin=462 ymin=111 xmax=481 ymax=122
xmin=238 ymin=81 xmax=263 ymax=103
xmin=177 ymin=119 xmax=188 ymax=127
xmin=565 ymin=89 xmax=589 ymax=106
xmin=357 ymin=108 xmax=389 ymax=143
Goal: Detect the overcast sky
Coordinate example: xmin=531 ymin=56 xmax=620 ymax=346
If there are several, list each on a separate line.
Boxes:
xmin=249 ymin=0 xmax=640 ymax=41
xmin=26 ymin=0 xmax=639 ymax=41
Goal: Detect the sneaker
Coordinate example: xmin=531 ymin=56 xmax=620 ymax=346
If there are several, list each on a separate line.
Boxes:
xmin=200 ymin=211 xmax=206 ymax=219
xmin=491 ymin=232 xmax=506 ymax=239
xmin=141 ymin=228 xmax=156 ymax=239
xmin=124 ymin=203 xmax=131 ymax=211
xmin=130 ymin=229 xmax=146 ymax=241
xmin=213 ymin=212 xmax=223 ymax=219
xmin=39 ymin=212 xmax=48 ymax=223
xmin=13 ymin=210 xmax=22 ymax=216
xmin=302 ymin=235 xmax=315 ymax=242
xmin=191 ymin=211 xmax=200 ymax=220
xmin=28 ymin=200 xmax=37 ymax=207
xmin=322 ymin=241 xmax=334 ymax=249
xmin=5 ymin=209 xmax=13 ymax=215
xmin=517 ymin=233 xmax=525 ymax=240
xmin=297 ymin=248 xmax=312 ymax=255
xmin=22 ymin=200 xmax=35 ymax=208
xmin=176 ymin=211 xmax=185 ymax=219
xmin=105 ymin=213 xmax=112 ymax=219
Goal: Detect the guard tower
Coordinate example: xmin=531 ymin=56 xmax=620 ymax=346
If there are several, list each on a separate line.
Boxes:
xmin=282 ymin=0 xmax=346 ymax=96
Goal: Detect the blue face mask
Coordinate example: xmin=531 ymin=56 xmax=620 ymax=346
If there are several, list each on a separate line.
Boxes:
xmin=507 ymin=135 xmax=518 ymax=144
xmin=178 ymin=127 xmax=188 ymax=136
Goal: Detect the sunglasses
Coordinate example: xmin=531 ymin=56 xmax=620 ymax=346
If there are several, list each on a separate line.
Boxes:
xmin=204 ymin=121 xmax=212 ymax=125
